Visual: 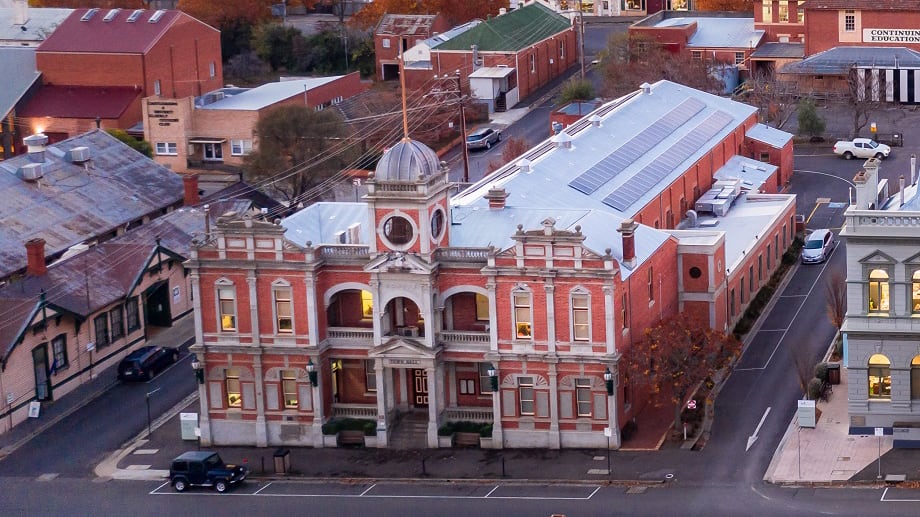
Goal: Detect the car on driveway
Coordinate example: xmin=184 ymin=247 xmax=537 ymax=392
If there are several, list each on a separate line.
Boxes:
xmin=801 ymin=228 xmax=835 ymax=264
xmin=832 ymin=138 xmax=891 ymax=160
xmin=466 ymin=127 xmax=501 ymax=150
xmin=117 ymin=345 xmax=179 ymax=382
xmin=169 ymin=451 xmax=249 ymax=493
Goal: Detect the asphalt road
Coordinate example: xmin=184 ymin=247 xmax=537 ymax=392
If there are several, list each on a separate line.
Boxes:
xmin=0 ymin=350 xmax=196 ymax=478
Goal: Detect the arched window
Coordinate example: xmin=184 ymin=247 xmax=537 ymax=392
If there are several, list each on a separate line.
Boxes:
xmin=511 ymin=286 xmax=533 ymax=340
xmin=912 ymin=271 xmax=920 ymax=314
xmin=868 ymin=269 xmax=889 ymax=313
xmin=570 ymin=287 xmax=590 ymax=342
xmin=868 ymin=354 xmax=891 ymax=399
xmin=912 ymin=356 xmax=920 ymax=400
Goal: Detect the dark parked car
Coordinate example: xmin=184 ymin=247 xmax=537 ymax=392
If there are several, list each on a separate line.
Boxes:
xmin=466 ymin=127 xmax=501 ymax=150
xmin=169 ymin=451 xmax=249 ymax=493
xmin=117 ymin=345 xmax=179 ymax=381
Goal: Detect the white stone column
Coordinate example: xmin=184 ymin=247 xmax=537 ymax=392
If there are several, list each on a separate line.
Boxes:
xmin=189 ymin=270 xmax=211 ymax=445
xmin=311 ymin=361 xmax=325 ymax=448
xmin=253 ymin=355 xmax=267 ymax=447
xmin=427 ymin=366 xmax=438 ymax=447
xmin=604 ymin=284 xmax=616 ymax=355
xmin=304 ymin=274 xmax=319 ymax=347
xmin=608 ymin=366 xmax=621 ymax=449
xmin=247 ymin=273 xmax=260 ymax=343
xmin=487 ymin=280 xmax=498 ymax=351
xmin=548 ymin=363 xmax=560 ymax=449
xmin=375 ymin=359 xmax=388 ymax=447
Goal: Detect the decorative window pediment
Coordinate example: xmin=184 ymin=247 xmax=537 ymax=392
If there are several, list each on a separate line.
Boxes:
xmin=858 ymin=250 xmax=896 ymax=265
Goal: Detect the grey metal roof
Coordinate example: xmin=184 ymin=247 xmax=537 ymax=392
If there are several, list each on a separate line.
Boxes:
xmin=750 ymin=42 xmax=805 ymax=59
xmin=746 ymin=123 xmax=793 ymax=148
xmin=0 ymin=47 xmax=39 ymax=117
xmin=469 ymin=67 xmax=516 ymax=79
xmin=652 ymin=17 xmax=763 ymax=49
xmin=713 ymin=155 xmax=777 ymax=192
xmin=199 ymin=77 xmax=343 ymax=111
xmin=373 ymin=138 xmax=440 ymax=182
xmin=0 ymin=129 xmax=184 ymax=279
xmin=780 ymin=46 xmax=920 ymax=75
xmin=282 ymin=202 xmax=370 ymax=246
xmin=0 ymin=7 xmax=71 ymax=45
xmin=452 ymin=80 xmax=757 ymax=220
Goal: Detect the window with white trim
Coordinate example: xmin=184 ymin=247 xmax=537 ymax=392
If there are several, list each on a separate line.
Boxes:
xmin=226 ymin=368 xmax=242 ymax=407
xmin=153 ymin=79 xmax=161 ymax=96
xmin=209 ymin=62 xmax=216 ymax=78
xmin=281 ymin=369 xmax=298 ymax=408
xmin=382 ymin=38 xmax=390 ymax=48
xmin=94 ymin=313 xmax=110 ymax=348
xmin=51 ymin=334 xmax=68 ymax=371
xmin=273 ymin=285 xmax=293 ymax=334
xmin=735 ymin=52 xmax=745 ymax=65
xmin=647 ymin=267 xmax=655 ymax=302
xmin=126 ymin=296 xmax=140 ymax=332
xmin=217 ymin=281 xmax=237 ymax=331
xmin=475 ymin=293 xmax=489 ymax=321
xmin=518 ymin=377 xmax=535 ymax=415
xmin=110 ymin=306 xmax=124 ymax=341
xmin=230 ymin=139 xmax=252 ymax=156
xmin=571 ymin=292 xmax=589 ymax=341
xmin=868 ymin=269 xmax=890 ymax=313
xmin=560 ymin=40 xmax=565 ymax=59
xmin=844 ymin=10 xmax=855 ymax=32
xmin=478 ymin=363 xmax=493 ymax=393
xmin=530 ymin=53 xmax=536 ymax=73
xmin=365 ymin=359 xmax=377 ymax=392
xmin=575 ymin=378 xmax=592 ymax=417
xmin=512 ymin=290 xmax=533 ymax=339
xmin=155 ymin=142 xmax=177 ymax=155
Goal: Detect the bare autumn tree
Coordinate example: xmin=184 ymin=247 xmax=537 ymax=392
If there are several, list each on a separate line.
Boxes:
xmin=621 ymin=313 xmax=740 ymax=431
xmin=736 ymin=70 xmax=799 ymax=130
xmin=600 ymin=33 xmax=721 ymax=99
xmin=825 ymin=271 xmax=847 ymax=330
xmin=846 ymin=66 xmax=881 ymax=138
xmin=486 ymin=136 xmax=530 ymax=174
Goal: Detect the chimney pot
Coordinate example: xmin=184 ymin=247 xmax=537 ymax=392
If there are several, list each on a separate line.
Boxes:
xmin=617 ymin=219 xmax=639 ymax=268
xmin=25 ymin=238 xmax=47 ymax=276
xmin=485 ymin=186 xmax=509 ymax=209
xmin=182 ymin=174 xmax=200 ymax=206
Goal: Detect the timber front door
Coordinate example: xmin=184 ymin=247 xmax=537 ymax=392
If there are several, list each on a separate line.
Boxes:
xmin=412 ymin=369 xmax=428 ymax=407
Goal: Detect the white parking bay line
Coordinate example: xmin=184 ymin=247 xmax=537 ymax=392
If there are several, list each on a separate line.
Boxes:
xmin=149 ymin=481 xmax=170 ymax=494
xmin=484 ymin=486 xmax=499 ymax=498
xmin=252 ymin=482 xmax=272 ymax=495
xmin=881 ymin=487 xmax=920 ymax=502
xmin=359 ymin=484 xmax=376 ymax=496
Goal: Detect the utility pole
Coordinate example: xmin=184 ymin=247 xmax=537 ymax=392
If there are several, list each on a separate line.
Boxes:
xmin=454 ymin=72 xmax=471 ymax=184
xmin=579 ymin=5 xmax=586 ymax=79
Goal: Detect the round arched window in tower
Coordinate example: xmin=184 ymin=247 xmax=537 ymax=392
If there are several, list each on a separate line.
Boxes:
xmin=383 ymin=215 xmax=414 ymax=246
xmin=430 ymin=208 xmax=445 ymax=241
xmin=689 ymin=266 xmax=702 ymax=279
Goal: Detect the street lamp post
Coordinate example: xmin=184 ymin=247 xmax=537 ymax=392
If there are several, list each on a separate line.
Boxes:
xmin=191 ymin=359 xmax=204 ymax=385
xmin=145 ymin=387 xmax=161 ymax=439
xmin=603 ymin=367 xmax=614 ymax=477
xmin=307 ymin=358 xmax=318 ymax=387
xmin=487 ymin=363 xmax=498 ymax=392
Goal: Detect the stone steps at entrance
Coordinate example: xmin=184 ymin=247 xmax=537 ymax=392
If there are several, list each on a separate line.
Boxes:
xmin=388 ymin=412 xmax=429 ymax=449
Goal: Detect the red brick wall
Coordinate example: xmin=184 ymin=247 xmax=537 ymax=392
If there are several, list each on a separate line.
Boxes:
xmin=805 ymin=8 xmax=920 ymax=55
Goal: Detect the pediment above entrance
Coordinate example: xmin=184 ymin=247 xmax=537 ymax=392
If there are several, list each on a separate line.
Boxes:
xmin=364 ymin=251 xmax=436 ymax=275
xmin=369 ymin=337 xmax=441 ymax=369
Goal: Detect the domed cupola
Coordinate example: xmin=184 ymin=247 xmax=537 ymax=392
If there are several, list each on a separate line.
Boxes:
xmin=373 ymin=138 xmax=441 ymax=182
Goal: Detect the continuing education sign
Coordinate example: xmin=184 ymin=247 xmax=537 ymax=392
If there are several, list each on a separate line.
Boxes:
xmin=865 ymin=28 xmax=920 ymax=43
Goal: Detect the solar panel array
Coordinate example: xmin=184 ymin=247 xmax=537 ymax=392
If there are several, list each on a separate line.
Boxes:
xmin=602 ymin=110 xmax=735 ymax=212
xmin=568 ymin=97 xmax=706 ymax=195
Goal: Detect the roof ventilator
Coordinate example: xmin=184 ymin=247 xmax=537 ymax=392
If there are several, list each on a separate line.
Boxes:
xmin=551 ymin=131 xmax=573 ymax=150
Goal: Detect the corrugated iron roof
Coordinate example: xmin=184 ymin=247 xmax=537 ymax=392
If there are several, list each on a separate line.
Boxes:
xmin=750 ymin=42 xmax=805 ymax=59
xmin=779 ymin=46 xmax=920 ymax=75
xmin=652 ymin=17 xmax=763 ymax=49
xmin=17 ymin=85 xmax=139 ymax=118
xmin=434 ymin=3 xmax=571 ymax=52
xmin=376 ymin=14 xmax=439 ymax=36
xmin=0 ymin=47 xmax=40 ymax=117
xmin=746 ymin=123 xmax=793 ymax=148
xmin=0 ymin=7 xmax=72 ymax=44
xmin=0 ymin=129 xmax=184 ymax=280
xmin=805 ymin=1 xmax=920 ymax=10
xmin=37 ymin=8 xmax=215 ymax=55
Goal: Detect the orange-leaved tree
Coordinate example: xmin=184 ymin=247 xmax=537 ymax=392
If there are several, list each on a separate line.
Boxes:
xmin=695 ymin=0 xmax=754 ymax=11
xmin=349 ymin=0 xmax=508 ymax=31
xmin=621 ymin=313 xmax=739 ymax=431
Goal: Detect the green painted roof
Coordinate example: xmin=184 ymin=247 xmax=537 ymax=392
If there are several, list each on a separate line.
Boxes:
xmin=433 ymin=4 xmax=571 ymax=52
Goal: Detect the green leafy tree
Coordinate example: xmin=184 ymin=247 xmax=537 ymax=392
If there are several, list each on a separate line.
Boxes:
xmin=622 ymin=313 xmax=739 ymax=431
xmin=797 ymin=98 xmax=826 ymax=138
xmin=106 ymin=129 xmax=152 ymax=158
xmin=251 ymin=23 xmax=305 ymax=71
xmin=556 ymin=78 xmax=596 ymax=106
xmin=243 ymin=106 xmax=356 ymax=204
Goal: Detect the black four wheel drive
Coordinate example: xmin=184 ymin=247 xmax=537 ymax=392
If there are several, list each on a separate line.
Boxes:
xmin=169 ymin=451 xmax=249 ymax=493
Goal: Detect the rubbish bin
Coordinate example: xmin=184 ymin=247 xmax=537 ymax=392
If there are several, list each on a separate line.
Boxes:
xmin=827 ymin=363 xmax=841 ymax=385
xmin=273 ymin=448 xmax=290 ymax=474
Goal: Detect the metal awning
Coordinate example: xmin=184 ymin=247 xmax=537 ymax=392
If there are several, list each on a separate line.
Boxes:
xmin=469 ymin=67 xmax=515 ymax=79
xmin=187 ymin=137 xmax=226 ymax=144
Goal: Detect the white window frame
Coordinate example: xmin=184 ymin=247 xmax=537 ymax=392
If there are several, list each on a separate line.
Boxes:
xmin=365 ymin=359 xmax=377 ymax=392
xmin=155 ymin=142 xmax=177 ymax=155
xmin=570 ymin=288 xmax=590 ymax=342
xmin=226 ymin=367 xmax=242 ymax=408
xmin=575 ymin=378 xmax=592 ymax=417
xmin=518 ymin=376 xmax=535 ymax=415
xmin=230 ymin=139 xmax=252 ymax=156
xmin=530 ymin=53 xmax=536 ymax=73
xmin=478 ymin=363 xmax=493 ymax=394
xmin=735 ymin=52 xmax=745 ymax=65
xmin=844 ymin=11 xmax=855 ymax=32
xmin=153 ymin=79 xmax=161 ymax=96
xmin=691 ymin=51 xmax=702 ymax=61
xmin=512 ymin=287 xmax=533 ymax=340
xmin=272 ymin=281 xmax=293 ymax=334
xmin=209 ymin=62 xmax=216 ymax=78
xmin=281 ymin=369 xmax=298 ymax=408
xmin=382 ymin=38 xmax=391 ymax=49
xmin=560 ymin=40 xmax=565 ymax=59
xmin=216 ymin=279 xmax=237 ymax=332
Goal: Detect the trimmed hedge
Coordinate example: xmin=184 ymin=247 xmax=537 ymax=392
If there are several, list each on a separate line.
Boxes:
xmin=814 ymin=362 xmax=829 ymax=383
xmin=438 ymin=421 xmax=492 ymax=437
xmin=321 ymin=418 xmax=376 ymax=436
xmin=733 ymin=237 xmax=805 ymax=339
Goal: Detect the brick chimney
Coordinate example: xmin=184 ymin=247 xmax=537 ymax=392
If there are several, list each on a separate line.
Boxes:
xmin=183 ymin=174 xmax=200 ymax=206
xmin=617 ymin=219 xmax=639 ymax=269
xmin=484 ymin=186 xmax=509 ymax=209
xmin=25 ymin=238 xmax=47 ymax=276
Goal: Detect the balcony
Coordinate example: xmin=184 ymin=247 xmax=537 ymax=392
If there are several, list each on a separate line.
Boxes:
xmin=435 ymin=247 xmax=490 ymax=263
xmin=327 ymin=327 xmax=374 ymax=344
xmin=441 ymin=407 xmax=493 ymax=423
xmin=440 ymin=330 xmax=490 ymax=345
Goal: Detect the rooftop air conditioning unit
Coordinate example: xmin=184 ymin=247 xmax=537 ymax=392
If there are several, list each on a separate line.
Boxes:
xmin=346 ymin=223 xmax=361 ymax=244
xmin=19 ymin=163 xmax=43 ymax=181
xmin=334 ymin=230 xmax=347 ymax=244
xmin=69 ymin=146 xmax=91 ymax=163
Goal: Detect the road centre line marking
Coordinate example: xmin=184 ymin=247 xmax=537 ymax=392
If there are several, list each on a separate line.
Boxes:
xmin=760 ymin=247 xmax=838 ymax=370
xmin=779 ymin=294 xmax=808 ymax=298
xmin=756 ymin=329 xmax=787 ymax=332
xmin=733 ymin=367 xmax=764 ymax=371
xmin=484 ymin=486 xmax=499 ymax=498
xmin=252 ymin=482 xmax=272 ymax=495
xmin=250 ymin=493 xmax=599 ymax=501
xmin=359 ymin=483 xmax=376 ymax=496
